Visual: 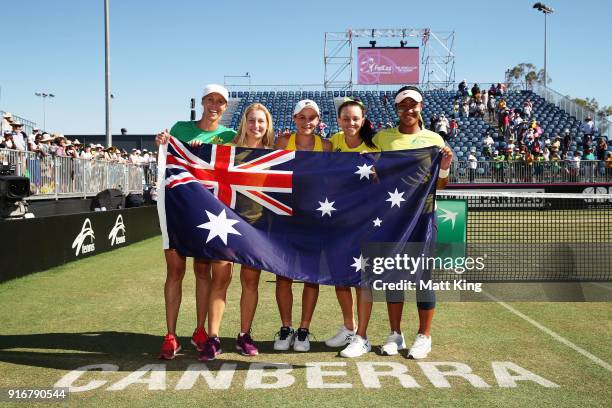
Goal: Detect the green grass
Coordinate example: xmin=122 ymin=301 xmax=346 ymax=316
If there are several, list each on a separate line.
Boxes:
xmin=0 ymin=237 xmax=611 ymax=407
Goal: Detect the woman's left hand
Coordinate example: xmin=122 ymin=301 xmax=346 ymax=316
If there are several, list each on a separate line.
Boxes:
xmin=440 ymin=145 xmax=453 ymax=170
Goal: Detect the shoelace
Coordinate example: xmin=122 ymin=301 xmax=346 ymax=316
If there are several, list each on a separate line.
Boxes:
xmin=296 ymin=329 xmax=309 ymax=342
xmin=275 ymin=327 xmax=293 ymax=340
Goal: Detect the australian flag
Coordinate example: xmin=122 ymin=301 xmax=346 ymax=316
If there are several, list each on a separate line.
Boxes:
xmin=157 ymin=137 xmax=441 ymax=286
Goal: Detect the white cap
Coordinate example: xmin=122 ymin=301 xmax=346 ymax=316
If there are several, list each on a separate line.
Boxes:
xmin=394 ymin=88 xmax=423 ymax=104
xmin=293 ymin=99 xmax=320 ymax=116
xmin=202 ymin=84 xmax=229 ymax=102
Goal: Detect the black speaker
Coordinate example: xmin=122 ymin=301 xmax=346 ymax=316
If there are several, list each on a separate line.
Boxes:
xmin=125 ymin=193 xmax=144 ymax=208
xmin=0 ymin=176 xmax=30 ymax=201
xmin=91 ymin=188 xmax=124 ymax=210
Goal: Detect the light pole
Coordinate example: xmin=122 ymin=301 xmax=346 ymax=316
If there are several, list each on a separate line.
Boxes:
xmin=104 ymin=0 xmax=112 ymax=148
xmin=34 ymin=92 xmax=55 ymax=130
xmin=533 ymin=2 xmax=554 ymax=89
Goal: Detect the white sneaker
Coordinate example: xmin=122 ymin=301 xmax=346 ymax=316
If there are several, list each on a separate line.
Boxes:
xmin=381 ymin=331 xmax=406 ymax=356
xmin=325 ymin=325 xmax=355 ymax=347
xmin=407 ymin=333 xmax=432 ymax=359
xmin=273 ymin=326 xmax=295 ymax=351
xmin=340 ymin=335 xmax=371 ymax=358
xmin=293 ymin=328 xmax=311 ymax=352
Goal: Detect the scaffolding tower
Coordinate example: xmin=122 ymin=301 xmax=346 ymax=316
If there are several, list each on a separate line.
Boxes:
xmin=323 ymin=28 xmax=455 ymax=90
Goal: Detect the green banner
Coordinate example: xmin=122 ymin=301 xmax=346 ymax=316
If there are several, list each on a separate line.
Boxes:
xmin=435 ymin=199 xmax=467 ymax=260
xmin=436 ymin=199 xmax=467 ymax=244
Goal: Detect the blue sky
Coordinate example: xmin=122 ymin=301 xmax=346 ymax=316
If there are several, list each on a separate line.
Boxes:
xmin=2 ymin=0 xmax=611 ymax=135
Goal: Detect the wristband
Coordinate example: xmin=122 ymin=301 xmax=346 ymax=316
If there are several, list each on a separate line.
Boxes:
xmin=439 ymin=168 xmax=449 ymax=179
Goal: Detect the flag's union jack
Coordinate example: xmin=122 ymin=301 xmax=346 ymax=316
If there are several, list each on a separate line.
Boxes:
xmin=164 ymin=137 xmax=295 ymax=215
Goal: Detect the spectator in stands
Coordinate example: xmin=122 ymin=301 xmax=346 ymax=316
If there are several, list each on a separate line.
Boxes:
xmin=551 ymin=136 xmax=561 ymax=154
xmin=596 ymin=138 xmax=608 ymax=161
xmin=458 ymin=79 xmax=468 ymax=97
xmin=449 ymin=118 xmax=459 ymax=139
xmin=483 ymin=132 xmax=494 ymax=157
xmin=471 ymin=83 xmax=481 ymax=101
xmin=28 ymin=127 xmax=40 ymax=146
xmin=468 ymin=99 xmax=478 ymax=118
xmin=582 ymin=133 xmax=593 ymax=151
xmin=29 ymin=134 xmax=41 ymax=153
xmin=488 ymin=84 xmax=497 ymax=97
xmin=492 ymin=149 xmax=505 ymax=182
xmin=476 ymin=100 xmax=486 ymax=118
xmin=1 ymin=112 xmax=13 ymax=135
xmin=543 ymin=145 xmax=551 ymax=161
xmin=467 ymin=149 xmax=477 ymax=182
xmin=80 ymin=144 xmax=93 ymax=160
xmin=580 ymin=116 xmax=597 ymax=137
xmin=65 ymin=141 xmax=79 ymax=159
xmin=435 ymin=114 xmax=449 ymax=140
xmin=523 ymin=99 xmax=533 ymax=118
xmin=1 ymin=130 xmax=15 ymax=149
xmin=496 ymin=83 xmax=505 ymax=96
xmin=462 ymin=100 xmax=469 ymax=118
xmin=481 ymin=90 xmax=489 ymax=111
xmin=10 ymin=122 xmax=27 ymax=151
xmin=429 ymin=113 xmax=438 ymax=131
xmin=606 ymin=152 xmax=612 ymax=179
xmin=562 ymin=129 xmax=572 ymax=158
xmin=487 ymin=94 xmax=496 ymax=121
xmin=452 ymin=99 xmax=460 ymax=117
xmin=37 ymin=133 xmax=52 ymax=156
xmin=568 ymin=151 xmax=581 ymax=182
xmin=53 ymin=135 xmax=67 ymax=157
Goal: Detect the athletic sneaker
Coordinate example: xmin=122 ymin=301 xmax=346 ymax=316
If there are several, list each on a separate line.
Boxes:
xmin=324 ymin=325 xmax=355 ymax=348
xmin=293 ymin=328 xmax=311 ymax=352
xmin=407 ymin=333 xmax=432 ymax=359
xmin=381 ymin=331 xmax=406 ymax=356
xmin=273 ymin=326 xmax=295 ymax=351
xmin=198 ymin=336 xmax=222 ymax=361
xmin=191 ymin=327 xmax=208 ymax=352
xmin=158 ymin=333 xmax=181 ymax=360
xmin=340 ymin=335 xmax=371 ymax=358
xmin=236 ymin=332 xmax=259 ymax=356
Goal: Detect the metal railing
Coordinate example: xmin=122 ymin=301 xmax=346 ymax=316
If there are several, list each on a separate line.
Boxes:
xmin=0 ymin=148 xmax=146 ymax=200
xmin=532 ymin=84 xmax=611 ymax=139
xmin=451 ymin=160 xmax=612 ymax=184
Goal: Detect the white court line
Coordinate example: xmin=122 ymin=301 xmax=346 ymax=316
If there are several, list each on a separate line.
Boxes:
xmin=485 ymin=292 xmax=612 ymax=373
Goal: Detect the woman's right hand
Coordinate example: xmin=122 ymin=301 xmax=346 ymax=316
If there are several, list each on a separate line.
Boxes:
xmin=155 ymin=129 xmax=170 ymax=146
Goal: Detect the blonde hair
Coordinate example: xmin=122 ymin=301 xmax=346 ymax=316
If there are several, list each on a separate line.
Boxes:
xmin=234 ymin=103 xmax=274 ymax=148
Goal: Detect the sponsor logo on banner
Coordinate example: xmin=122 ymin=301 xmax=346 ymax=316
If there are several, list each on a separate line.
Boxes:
xmin=72 ymin=218 xmax=96 ymax=256
xmin=471 ymin=189 xmax=545 ymax=209
xmin=108 ymin=214 xmax=127 ymax=246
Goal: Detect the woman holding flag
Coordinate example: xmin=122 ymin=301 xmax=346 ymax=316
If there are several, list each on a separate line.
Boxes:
xmin=155 ymin=84 xmax=236 ymax=360
xmin=325 ymin=97 xmax=381 ymax=358
xmin=372 ymin=86 xmax=453 ymax=360
xmin=229 ymin=103 xmax=276 ymax=357
xmin=273 ymin=99 xmax=332 ymax=352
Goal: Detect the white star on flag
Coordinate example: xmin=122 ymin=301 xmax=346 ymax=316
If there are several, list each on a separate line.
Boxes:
xmin=386 ymin=188 xmax=406 ymax=208
xmin=351 ymin=254 xmax=370 ymax=273
xmin=373 ymin=217 xmax=382 ymax=227
xmin=317 ymin=198 xmax=336 ymax=217
xmin=197 ymin=209 xmax=241 ymax=245
xmin=355 ymin=163 xmax=375 ymax=180
xmin=438 ymin=207 xmax=458 ymax=230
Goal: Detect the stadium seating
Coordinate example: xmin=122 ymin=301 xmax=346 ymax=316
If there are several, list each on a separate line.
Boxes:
xmin=226 ymin=90 xmax=611 ymax=159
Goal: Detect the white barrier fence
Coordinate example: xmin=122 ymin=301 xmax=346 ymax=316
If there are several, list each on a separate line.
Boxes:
xmin=0 ymin=148 xmax=145 ymax=200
